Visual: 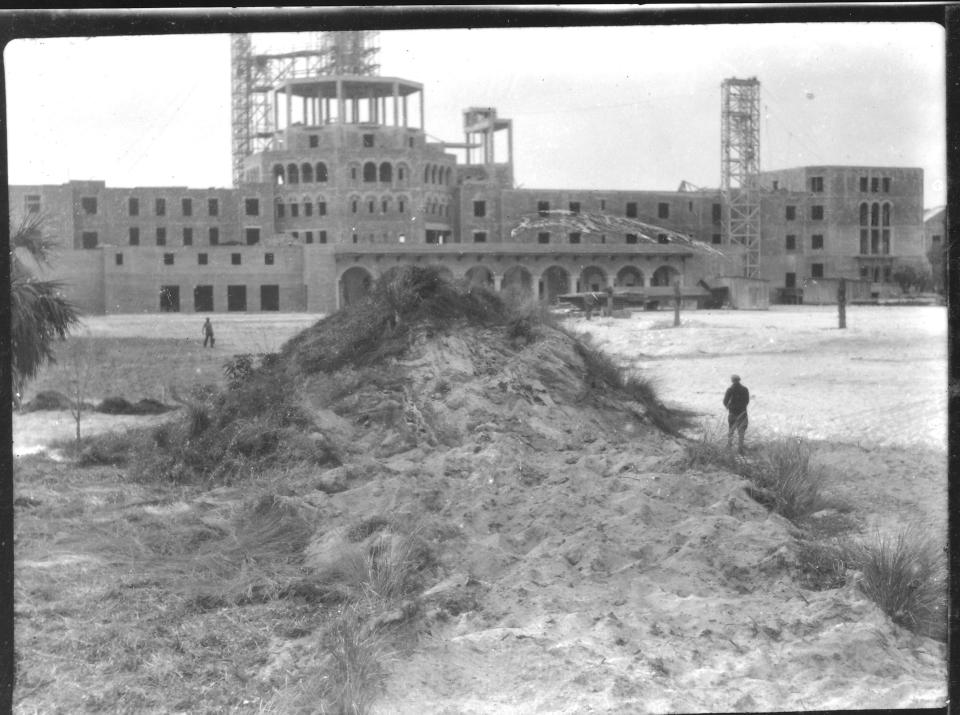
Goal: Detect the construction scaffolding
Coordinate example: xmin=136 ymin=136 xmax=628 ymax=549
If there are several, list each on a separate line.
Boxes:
xmin=230 ymin=31 xmax=380 ymax=186
xmin=721 ymin=77 xmax=762 ymax=278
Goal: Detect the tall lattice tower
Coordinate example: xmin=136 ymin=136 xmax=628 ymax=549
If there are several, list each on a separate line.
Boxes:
xmin=230 ymin=32 xmax=380 ymax=185
xmin=721 ymin=77 xmax=762 ymax=278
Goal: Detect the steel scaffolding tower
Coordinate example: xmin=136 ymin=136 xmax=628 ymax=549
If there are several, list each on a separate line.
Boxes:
xmin=721 ymin=77 xmax=762 ymax=278
xmin=230 ymin=31 xmax=380 ymax=186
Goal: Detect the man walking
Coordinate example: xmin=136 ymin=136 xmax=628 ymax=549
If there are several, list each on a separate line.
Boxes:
xmin=202 ymin=317 xmax=215 ymax=348
xmin=723 ymin=374 xmax=749 ymax=454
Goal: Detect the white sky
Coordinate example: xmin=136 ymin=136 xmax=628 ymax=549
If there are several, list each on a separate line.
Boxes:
xmin=3 ymin=20 xmax=947 ymax=207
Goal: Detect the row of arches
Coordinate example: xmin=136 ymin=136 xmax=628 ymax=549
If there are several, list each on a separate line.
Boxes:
xmin=272 ymin=160 xmax=453 ymax=188
xmin=423 ymin=164 xmax=453 ymax=186
xmin=338 ymin=263 xmax=681 ymax=307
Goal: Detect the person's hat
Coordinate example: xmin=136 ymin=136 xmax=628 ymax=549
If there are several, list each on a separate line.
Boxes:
xmin=731 ymin=374 xmax=741 ymax=382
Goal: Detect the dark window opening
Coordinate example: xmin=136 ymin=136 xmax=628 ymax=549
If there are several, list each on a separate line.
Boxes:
xmin=245 ymin=198 xmax=259 ymax=216
xmin=155 ymin=198 xmax=166 ymax=216
xmin=657 ymin=202 xmax=669 ymax=219
xmin=305 ymin=202 xmax=313 ymax=217
xmin=810 ymin=176 xmax=824 ymax=193
xmin=156 ymin=227 xmax=167 ymax=246
xmin=231 ymin=253 xmax=241 ymax=265
xmin=932 ymin=234 xmax=942 ymax=245
xmin=368 ymin=200 xmax=375 ymax=214
xmin=712 ymin=203 xmax=722 ymax=222
xmin=26 ymin=195 xmax=41 ymax=214
xmin=883 ymin=266 xmax=892 ymax=282
xmin=363 ymin=162 xmax=377 ymax=182
xmin=317 ymin=163 xmax=328 ymax=182
xmin=115 ymin=253 xmax=123 ymax=266
xmin=811 ymin=234 xmax=824 ymax=250
xmin=537 ymin=232 xmax=550 ymax=244
xmin=318 ymin=201 xmax=327 ymax=216
xmin=193 ymin=285 xmax=213 ymax=312
xmin=657 ymin=234 xmax=670 ymax=244
xmin=159 ymin=285 xmax=180 ymax=312
xmin=711 ymin=233 xmax=722 ymax=245
xmin=569 ymin=233 xmax=581 ymax=244
xmin=128 ymin=197 xmax=139 ymax=216
xmin=319 ymin=231 xmax=327 ymax=244
xmin=786 ymin=205 xmax=796 ymax=220
xmin=399 ymin=200 xmax=405 ymax=213
xmin=163 ymin=253 xmax=174 ymax=265
xmin=626 ymin=202 xmax=637 ymax=218
xmin=811 ymin=205 xmax=824 ymax=220
xmin=276 ymin=202 xmax=285 ymax=218
xmin=208 ymin=198 xmax=219 ymax=216
xmin=129 ymin=227 xmax=140 ymax=246
xmin=261 ymin=285 xmax=280 ymax=311
xmin=785 ymin=234 xmax=796 ymax=251
xmin=379 ymin=163 xmax=392 ymax=183
xmin=625 ymin=234 xmax=638 ymax=244
xmin=569 ymin=201 xmax=581 ymax=215
xmin=474 ymin=200 xmax=486 ymax=218
xmin=811 ymin=263 xmax=824 ymax=279
xmin=245 ymin=228 xmax=260 ymax=245
xmin=198 ymin=253 xmax=208 ymax=265
xmin=183 ymin=227 xmax=193 ymax=246
xmin=882 ymin=177 xmax=891 ymax=193
xmin=227 ymin=285 xmax=247 ymax=312
xmin=290 ymin=203 xmax=299 ymax=218
xmin=352 ymin=233 xmax=358 ymax=244
xmin=351 ymin=200 xmax=358 ymax=214
xmin=363 ymin=134 xmax=374 ymax=148
xmin=785 ymin=272 xmax=796 ymax=288
xmin=309 ymin=135 xmax=319 ymax=148
xmin=264 ymin=252 xmax=274 ymax=265
xmin=305 ymin=231 xmax=313 ymax=244
xmin=81 ymin=197 xmax=98 ymax=215
xmin=860 ymin=266 xmax=870 ymax=279
xmin=209 ymin=227 xmax=220 ymax=246
xmin=473 ymin=231 xmax=487 ymax=243
xmin=860 ymin=177 xmax=868 ymax=192
xmin=537 ymin=201 xmax=550 ymax=217
xmin=871 ymin=177 xmax=880 ymax=193
xmin=182 ymin=198 xmax=193 ymax=216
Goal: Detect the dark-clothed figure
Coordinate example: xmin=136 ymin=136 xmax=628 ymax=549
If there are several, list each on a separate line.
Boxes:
xmin=723 ymin=374 xmax=749 ymax=454
xmin=202 ymin=317 xmax=215 ymax=348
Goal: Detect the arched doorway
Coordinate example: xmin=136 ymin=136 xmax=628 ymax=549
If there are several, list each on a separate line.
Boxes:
xmin=501 ymin=265 xmax=533 ymax=298
xmin=578 ymin=266 xmax=608 ymax=293
xmin=464 ymin=265 xmax=494 ymax=289
xmin=339 ymin=266 xmax=374 ymax=308
xmin=616 ymin=265 xmax=645 ymax=288
xmin=541 ymin=265 xmax=572 ymax=302
xmin=651 ymin=265 xmax=680 ymax=287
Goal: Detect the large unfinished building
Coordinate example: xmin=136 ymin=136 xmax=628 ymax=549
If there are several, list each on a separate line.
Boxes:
xmin=9 ymin=32 xmax=932 ymax=314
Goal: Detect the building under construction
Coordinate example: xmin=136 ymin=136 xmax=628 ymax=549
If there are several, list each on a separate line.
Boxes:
xmin=9 ymin=32 xmax=932 ymax=314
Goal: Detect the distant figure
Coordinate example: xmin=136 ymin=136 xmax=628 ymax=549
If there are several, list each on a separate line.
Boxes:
xmin=723 ymin=374 xmax=749 ymax=454
xmin=202 ymin=317 xmax=215 ymax=348
xmin=605 ymin=285 xmax=615 ymax=317
xmin=584 ymin=292 xmax=601 ymax=320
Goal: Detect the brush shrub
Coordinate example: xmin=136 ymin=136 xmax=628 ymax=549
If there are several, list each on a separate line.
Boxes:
xmin=744 ymin=439 xmax=828 ymax=521
xmin=847 ymin=526 xmax=947 ymax=641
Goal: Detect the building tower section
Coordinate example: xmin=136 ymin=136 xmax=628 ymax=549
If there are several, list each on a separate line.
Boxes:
xmin=721 ymin=77 xmax=762 ymax=277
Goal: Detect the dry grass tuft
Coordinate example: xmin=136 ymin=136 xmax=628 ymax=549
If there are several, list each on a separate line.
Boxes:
xmin=744 ymin=438 xmax=829 ymax=521
xmin=846 ymin=526 xmax=947 ymax=641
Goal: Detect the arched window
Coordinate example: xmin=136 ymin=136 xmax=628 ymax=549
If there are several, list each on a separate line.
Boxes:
xmin=367 ymin=196 xmax=376 ymax=214
xmin=303 ymin=196 xmax=313 ymax=217
xmin=273 ymin=165 xmax=285 ymax=185
xmin=882 ymin=202 xmax=891 ymax=226
xmin=870 ymin=202 xmax=879 ymax=226
xmin=859 ymin=202 xmax=868 ymax=226
xmin=287 ymin=163 xmax=299 ymax=184
xmin=431 ymin=166 xmax=438 ymax=184
xmin=445 ymin=167 xmax=452 ymax=185
xmin=349 ymin=195 xmax=360 ymax=214
xmin=397 ymin=164 xmax=407 ymax=183
xmin=301 ymin=163 xmax=313 ymax=183
xmin=397 ymin=195 xmax=408 ymax=214
xmin=379 ymin=162 xmax=392 ymax=183
xmin=381 ymin=195 xmax=391 ymax=214
xmin=275 ymin=198 xmax=285 ymax=219
xmin=316 ymin=162 xmax=328 ymax=182
xmin=363 ymin=162 xmax=377 ymax=182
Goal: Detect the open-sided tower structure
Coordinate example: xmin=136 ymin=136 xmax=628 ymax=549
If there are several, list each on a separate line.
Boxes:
xmin=721 ymin=77 xmax=762 ymax=278
xmin=230 ymin=31 xmax=380 ymax=186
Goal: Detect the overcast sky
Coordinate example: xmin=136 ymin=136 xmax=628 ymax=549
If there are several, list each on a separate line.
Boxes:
xmin=3 ymin=20 xmax=946 ymax=207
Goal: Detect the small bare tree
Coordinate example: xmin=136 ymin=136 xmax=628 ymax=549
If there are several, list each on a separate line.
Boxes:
xmin=64 ymin=332 xmax=96 ymax=447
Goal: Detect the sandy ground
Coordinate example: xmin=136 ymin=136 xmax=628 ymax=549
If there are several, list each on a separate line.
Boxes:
xmin=11 ymin=305 xmax=949 ymax=713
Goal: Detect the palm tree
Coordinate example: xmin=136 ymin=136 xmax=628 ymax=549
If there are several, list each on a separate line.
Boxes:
xmin=9 ymin=212 xmax=81 ymax=406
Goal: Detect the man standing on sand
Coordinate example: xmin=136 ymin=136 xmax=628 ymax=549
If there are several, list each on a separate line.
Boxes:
xmin=723 ymin=374 xmax=749 ymax=454
xmin=202 ymin=317 xmax=215 ymax=348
